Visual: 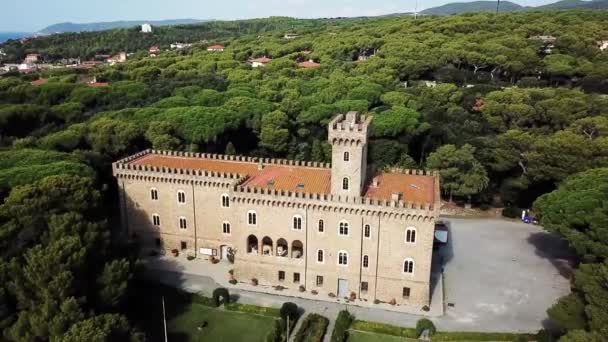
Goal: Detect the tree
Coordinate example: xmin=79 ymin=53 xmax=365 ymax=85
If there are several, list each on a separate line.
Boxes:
xmin=57 ymin=314 xmax=133 ymax=342
xmin=260 ymin=110 xmax=290 ymax=154
xmin=547 ymin=293 xmax=587 ymax=334
xmin=533 ymin=168 xmax=608 ymax=262
xmin=426 ymin=144 xmax=489 ymax=202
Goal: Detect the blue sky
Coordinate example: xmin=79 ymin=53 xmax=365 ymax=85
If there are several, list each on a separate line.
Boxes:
xmin=3 ymin=0 xmax=560 ymax=32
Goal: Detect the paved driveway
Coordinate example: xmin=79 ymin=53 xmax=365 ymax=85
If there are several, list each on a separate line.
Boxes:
xmin=436 ymin=218 xmax=574 ymax=332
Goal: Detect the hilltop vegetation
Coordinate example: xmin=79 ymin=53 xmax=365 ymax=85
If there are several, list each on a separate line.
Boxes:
xmin=0 ymin=10 xmax=607 ymax=341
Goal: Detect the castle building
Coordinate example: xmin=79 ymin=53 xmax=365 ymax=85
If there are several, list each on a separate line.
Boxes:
xmin=113 ymin=112 xmax=440 ymax=306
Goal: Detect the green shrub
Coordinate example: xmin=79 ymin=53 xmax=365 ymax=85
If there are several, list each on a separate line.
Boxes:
xmin=280 ymin=302 xmax=298 ymax=321
xmin=226 ymin=303 xmax=281 ymax=317
xmin=350 ymin=320 xmax=417 ymax=338
xmin=294 ymin=313 xmax=329 ymax=342
xmin=415 ymin=318 xmax=436 ymax=336
xmin=191 ymin=294 xmax=216 ymax=307
xmin=212 ymin=287 xmax=230 ymax=306
xmin=432 ymin=331 xmax=537 ymax=341
xmin=502 ymin=207 xmax=522 ymax=219
xmin=330 ymin=310 xmax=354 ymax=342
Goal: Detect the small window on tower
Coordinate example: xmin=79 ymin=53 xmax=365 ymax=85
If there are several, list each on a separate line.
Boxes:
xmin=342 ymin=177 xmax=349 ymax=190
xmin=343 ymin=151 xmax=350 ymax=161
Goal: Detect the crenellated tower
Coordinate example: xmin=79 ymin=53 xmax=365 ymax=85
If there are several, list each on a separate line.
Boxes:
xmin=328 ymin=112 xmax=372 ymax=196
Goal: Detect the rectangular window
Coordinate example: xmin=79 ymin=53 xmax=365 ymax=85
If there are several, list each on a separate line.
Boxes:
xmin=402 ymin=287 xmax=411 ymax=298
xmin=180 ymin=241 xmax=187 ymax=250
xmin=151 ymin=189 xmax=158 ymax=200
xmin=152 ymin=215 xmax=160 ymax=226
xmin=278 ymin=271 xmax=285 ymax=281
xmin=221 ymin=195 xmax=230 ymax=208
xmin=316 ymin=275 xmax=323 ymax=287
xmin=179 ymin=217 xmax=187 ymax=230
xmin=177 ymin=191 xmax=186 ymax=203
xmin=293 ymin=272 xmax=300 ymax=283
xmin=222 ymin=222 xmax=231 ymax=234
xmin=361 ymin=282 xmax=368 ymax=292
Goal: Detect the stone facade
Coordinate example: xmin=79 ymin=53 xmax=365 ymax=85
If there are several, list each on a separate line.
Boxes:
xmin=113 ymin=112 xmax=440 ymax=307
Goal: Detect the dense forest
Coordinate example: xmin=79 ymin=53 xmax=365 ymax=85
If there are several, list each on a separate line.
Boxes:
xmin=0 ymin=10 xmax=607 ymax=341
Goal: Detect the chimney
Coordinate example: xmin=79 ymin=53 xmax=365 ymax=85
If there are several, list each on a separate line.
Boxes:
xmin=372 ymin=177 xmax=379 ymax=187
xmin=391 ymin=192 xmax=403 ymax=201
xmin=257 ymin=161 xmax=264 ymax=170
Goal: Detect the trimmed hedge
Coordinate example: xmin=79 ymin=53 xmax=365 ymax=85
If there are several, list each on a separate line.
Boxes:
xmin=226 ymin=303 xmax=281 ymax=317
xmin=330 ymin=310 xmax=354 ymax=342
xmin=280 ymin=302 xmax=299 ymax=321
xmin=350 ymin=320 xmax=417 ymax=338
xmin=415 ymin=318 xmax=436 ymax=336
xmin=294 ymin=313 xmax=329 ymax=342
xmin=432 ymin=332 xmax=537 ymax=341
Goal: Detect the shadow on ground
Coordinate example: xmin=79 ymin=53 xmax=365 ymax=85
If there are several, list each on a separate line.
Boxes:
xmin=527 ymin=231 xmax=577 ymax=279
xmin=430 ymin=222 xmax=454 ymax=302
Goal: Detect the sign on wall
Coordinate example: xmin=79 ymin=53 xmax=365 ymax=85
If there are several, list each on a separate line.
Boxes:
xmin=199 ymin=248 xmax=216 ymax=256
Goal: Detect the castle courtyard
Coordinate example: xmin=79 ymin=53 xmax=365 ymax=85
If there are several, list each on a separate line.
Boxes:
xmin=146 ymin=217 xmax=574 ymax=333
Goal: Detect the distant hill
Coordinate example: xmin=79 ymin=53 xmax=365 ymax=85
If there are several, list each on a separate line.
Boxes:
xmin=421 ymin=1 xmax=523 ymax=15
xmin=37 ymin=19 xmax=205 ymax=35
xmin=0 ymin=32 xmax=30 ymax=43
xmin=420 ymin=0 xmax=608 ymax=15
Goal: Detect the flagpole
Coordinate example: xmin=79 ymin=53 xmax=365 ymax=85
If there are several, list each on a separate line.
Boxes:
xmin=162 ymin=296 xmax=168 ymax=342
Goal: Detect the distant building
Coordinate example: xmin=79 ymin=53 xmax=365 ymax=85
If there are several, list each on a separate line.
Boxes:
xmin=251 ymin=56 xmax=272 ymax=68
xmin=170 ymin=42 xmax=193 ymax=50
xmin=298 ymin=59 xmax=321 ymax=68
xmin=107 ymin=52 xmax=127 ymax=65
xmin=24 ymin=54 xmax=40 ymax=64
xmin=207 ymin=45 xmax=225 ymax=52
xmin=141 ymin=24 xmax=153 ymax=33
xmin=284 ymin=32 xmax=298 ymax=40
xmin=149 ymin=46 xmax=161 ymax=57
xmin=0 ymin=49 xmax=6 ymax=57
xmin=529 ymin=35 xmax=556 ymax=54
xmin=597 ymin=40 xmax=608 ymax=51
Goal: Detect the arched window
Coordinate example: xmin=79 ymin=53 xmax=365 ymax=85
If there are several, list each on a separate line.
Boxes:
xmin=364 ymin=224 xmax=371 ymax=238
xmin=152 ymin=214 xmax=160 ymax=227
xmin=247 ymin=210 xmax=257 ymax=225
xmin=247 ymin=235 xmax=258 ymax=254
xmin=317 ymin=249 xmax=324 ymax=263
xmin=342 ymin=177 xmax=349 ymax=190
xmin=150 ymin=188 xmax=158 ymax=201
xmin=222 ymin=222 xmax=231 ymax=235
xmin=318 ymin=219 xmax=324 ymax=233
xmin=403 ymin=258 xmax=415 ymax=274
xmin=177 ymin=190 xmax=186 ymax=204
xmin=405 ymin=227 xmax=416 ymax=243
xmin=363 ymin=255 xmax=369 ymax=268
xmin=339 ymin=221 xmax=349 ymax=236
xmin=338 ymin=251 xmax=349 ymax=266
xmin=221 ymin=194 xmax=230 ymax=208
xmin=293 ymin=215 xmax=302 ymax=230
xmin=343 ymin=151 xmax=350 ymax=161
xmin=179 ymin=217 xmax=187 ymax=230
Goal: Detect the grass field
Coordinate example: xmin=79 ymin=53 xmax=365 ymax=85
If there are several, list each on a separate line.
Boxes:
xmin=348 ymin=330 xmax=417 ymax=342
xmin=167 ymin=303 xmax=278 ymax=342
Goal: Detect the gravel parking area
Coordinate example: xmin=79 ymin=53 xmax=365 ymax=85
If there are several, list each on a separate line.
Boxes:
xmin=435 ymin=218 xmax=574 ymax=332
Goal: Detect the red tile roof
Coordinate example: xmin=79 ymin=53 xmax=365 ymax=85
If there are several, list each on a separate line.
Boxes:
xmin=127 ymin=153 xmax=435 ymax=203
xmin=88 ymin=82 xmax=109 ymax=87
xmin=252 ymin=56 xmax=272 ymax=63
xmin=298 ymin=60 xmax=320 ymax=68
xmin=207 ymin=45 xmax=225 ymax=50
xmin=30 ymin=79 xmax=48 ymax=85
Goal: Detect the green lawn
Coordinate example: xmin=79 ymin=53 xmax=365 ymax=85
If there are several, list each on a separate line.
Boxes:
xmin=348 ymin=330 xmax=417 ymax=342
xmin=167 ymin=302 xmax=278 ymax=342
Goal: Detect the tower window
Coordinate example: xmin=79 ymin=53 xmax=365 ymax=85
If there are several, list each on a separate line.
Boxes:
xmin=405 ymin=227 xmax=416 ymax=243
xmin=342 ymin=178 xmax=349 ymax=190
xmin=221 ymin=194 xmax=230 ymax=208
xmin=403 ymin=287 xmax=411 ymax=298
xmin=150 ymin=188 xmax=158 ymax=200
xmin=339 ymin=221 xmax=349 ymax=236
xmin=222 ymin=222 xmax=231 ymax=235
xmin=338 ymin=251 xmax=349 ymax=266
xmin=363 ymin=255 xmax=369 ymax=268
xmin=403 ymin=258 xmax=415 ymax=274
xmin=343 ymin=151 xmax=350 ymax=161
xmin=293 ymin=215 xmax=302 ymax=230
xmin=316 ymin=275 xmax=323 ymax=287
xmin=179 ymin=217 xmax=187 ymax=230
xmin=177 ymin=190 xmax=186 ymax=204
xmin=317 ymin=249 xmax=324 ymax=263
xmin=361 ymin=282 xmax=368 ymax=292
xmin=318 ymin=219 xmax=324 ymax=233
xmin=152 ymin=214 xmax=160 ymax=227
xmin=247 ymin=211 xmax=257 ymax=225
xmin=364 ymin=224 xmax=371 ymax=238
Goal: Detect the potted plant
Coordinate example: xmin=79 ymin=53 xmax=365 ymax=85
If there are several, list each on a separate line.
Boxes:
xmin=389 ymin=298 xmax=397 ymax=306
xmin=228 ymin=269 xmax=235 ymax=281
xmin=328 ymin=292 xmax=336 ymax=298
xmin=251 ymin=278 xmax=258 ymax=286
xmin=373 ymin=299 xmax=381 ymax=304
xmin=311 ymin=290 xmax=318 ymax=295
xmin=229 ymin=279 xmax=237 ymax=285
xmin=349 ymin=292 xmax=357 ymax=301
xmin=298 ymin=285 xmax=305 ymax=292
xmin=171 ymin=249 xmax=179 ymax=257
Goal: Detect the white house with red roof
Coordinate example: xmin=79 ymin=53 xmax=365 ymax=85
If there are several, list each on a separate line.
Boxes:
xmin=207 ymin=45 xmax=225 ymax=52
xmin=251 ymin=56 xmax=272 ymax=68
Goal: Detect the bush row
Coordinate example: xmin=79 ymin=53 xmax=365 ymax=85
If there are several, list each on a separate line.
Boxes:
xmin=294 ymin=313 xmax=330 ymax=342
xmin=330 ymin=310 xmax=354 ymax=342
xmin=350 ymin=320 xmax=418 ymax=338
xmin=432 ymin=331 xmax=537 ymax=341
xmin=226 ymin=303 xmax=281 ymax=317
